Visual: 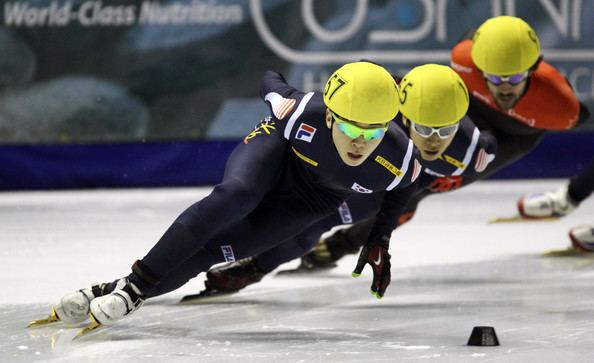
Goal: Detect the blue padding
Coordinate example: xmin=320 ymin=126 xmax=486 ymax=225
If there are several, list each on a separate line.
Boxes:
xmin=0 ymin=140 xmax=239 ymax=190
xmin=490 ymin=132 xmax=594 ymax=179
xmin=0 ymin=133 xmax=591 ymax=190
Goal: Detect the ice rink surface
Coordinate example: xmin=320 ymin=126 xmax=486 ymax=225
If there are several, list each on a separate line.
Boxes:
xmin=1 ymin=180 xmax=594 ymax=363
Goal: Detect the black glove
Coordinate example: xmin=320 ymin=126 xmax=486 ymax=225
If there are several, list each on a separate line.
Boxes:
xmin=352 ymin=235 xmax=391 ymax=299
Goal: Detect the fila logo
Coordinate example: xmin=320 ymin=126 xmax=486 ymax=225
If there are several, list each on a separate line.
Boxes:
xmin=338 ymin=201 xmax=353 ymax=224
xmin=295 ymin=123 xmax=316 ymax=143
xmin=220 ymin=245 xmax=236 ymax=263
xmin=351 ymin=182 xmax=373 ymax=194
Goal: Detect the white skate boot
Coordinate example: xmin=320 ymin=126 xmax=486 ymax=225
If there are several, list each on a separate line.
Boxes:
xmin=569 ymin=225 xmax=594 ymax=252
xmin=517 ymin=185 xmax=578 ymax=218
xmin=28 ymin=283 xmax=111 ymax=327
xmin=54 ymin=284 xmax=112 ymax=324
xmin=89 ymin=278 xmax=144 ymax=326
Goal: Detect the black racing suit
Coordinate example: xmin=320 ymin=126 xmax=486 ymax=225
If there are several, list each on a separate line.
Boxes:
xmin=567 ymin=157 xmax=594 ymax=204
xmin=128 ymin=71 xmax=420 ymax=297
xmin=251 ymin=114 xmax=498 ymax=271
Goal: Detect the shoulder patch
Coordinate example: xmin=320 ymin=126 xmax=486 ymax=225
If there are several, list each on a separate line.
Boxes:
xmin=411 ymin=158 xmax=422 ymax=182
xmin=474 ymin=148 xmax=495 ymax=172
xmin=264 ymin=92 xmax=297 ymax=120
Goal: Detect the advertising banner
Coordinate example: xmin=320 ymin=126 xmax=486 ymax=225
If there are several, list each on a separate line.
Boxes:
xmin=0 ymin=0 xmax=592 ymax=144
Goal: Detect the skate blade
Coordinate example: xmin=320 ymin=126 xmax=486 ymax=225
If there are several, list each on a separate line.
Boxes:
xmin=73 ymin=314 xmax=103 ymax=340
xmin=276 ymin=264 xmax=337 ymax=275
xmin=179 ymin=289 xmax=235 ymax=304
xmin=488 ymin=215 xmax=558 ymax=224
xmin=27 ymin=306 xmax=61 ymax=328
xmin=543 ymin=247 xmax=594 ymax=257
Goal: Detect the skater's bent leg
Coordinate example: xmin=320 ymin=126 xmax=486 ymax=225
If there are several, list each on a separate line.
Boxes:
xmin=321 ymin=192 xmax=421 ymax=261
xmin=252 ymin=198 xmax=383 ymax=272
xmin=568 ymin=157 xmax=594 ymax=203
xmin=138 ymin=133 xmax=288 ymax=288
xmin=139 ymin=249 xmax=219 ymax=298
xmin=159 ymin=194 xmax=340 ymax=296
xmin=253 ymin=224 xmax=330 ymax=272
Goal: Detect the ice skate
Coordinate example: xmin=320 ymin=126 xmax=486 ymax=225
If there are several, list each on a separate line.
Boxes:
xmin=569 ymin=225 xmax=594 ymax=252
xmin=517 ymin=185 xmax=578 ymax=219
xmin=75 ymin=278 xmax=144 ymax=337
xmin=488 ymin=215 xmax=558 ymax=224
xmin=542 ymin=246 xmax=584 ymax=257
xmin=277 ymin=244 xmax=337 ymax=275
xmin=28 ymin=283 xmax=111 ymax=328
xmin=73 ymin=314 xmax=104 ymax=339
xmin=541 ymin=226 xmax=594 ymax=257
xmin=180 ymin=257 xmax=266 ymax=303
xmin=178 ymin=283 xmax=236 ymax=303
xmin=278 ymin=231 xmax=359 ymax=275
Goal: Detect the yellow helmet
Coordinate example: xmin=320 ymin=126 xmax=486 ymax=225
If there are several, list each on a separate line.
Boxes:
xmin=323 ymin=61 xmax=399 ymax=124
xmin=399 ymin=64 xmax=469 ymax=127
xmin=471 ymin=16 xmax=541 ymax=75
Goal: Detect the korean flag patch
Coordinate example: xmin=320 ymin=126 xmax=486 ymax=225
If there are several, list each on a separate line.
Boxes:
xmin=351 ymin=182 xmax=373 ymax=194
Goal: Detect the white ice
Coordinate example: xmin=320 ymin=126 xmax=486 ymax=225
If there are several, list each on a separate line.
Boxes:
xmin=1 ymin=180 xmax=593 ymax=362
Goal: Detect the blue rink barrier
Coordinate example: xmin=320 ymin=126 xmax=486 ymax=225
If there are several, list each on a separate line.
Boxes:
xmin=489 ymin=132 xmax=594 ymax=179
xmin=0 ymin=133 xmax=592 ymax=190
xmin=0 ymin=140 xmax=239 ymax=190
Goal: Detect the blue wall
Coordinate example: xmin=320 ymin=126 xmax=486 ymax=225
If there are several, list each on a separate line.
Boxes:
xmin=0 ymin=133 xmax=591 ymax=190
xmin=490 ymin=132 xmax=594 ymax=179
xmin=0 ymin=140 xmax=238 ymax=190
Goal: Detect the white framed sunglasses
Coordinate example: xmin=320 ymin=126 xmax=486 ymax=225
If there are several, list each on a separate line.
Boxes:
xmin=411 ymin=121 xmax=459 ymax=139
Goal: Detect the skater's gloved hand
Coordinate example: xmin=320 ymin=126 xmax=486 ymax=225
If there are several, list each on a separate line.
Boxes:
xmin=429 ymin=175 xmax=463 ymax=192
xmin=352 ymin=235 xmax=391 ymax=299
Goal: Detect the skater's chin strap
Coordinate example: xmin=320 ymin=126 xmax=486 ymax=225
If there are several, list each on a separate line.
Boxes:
xmin=132 ymin=260 xmax=160 ymax=287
